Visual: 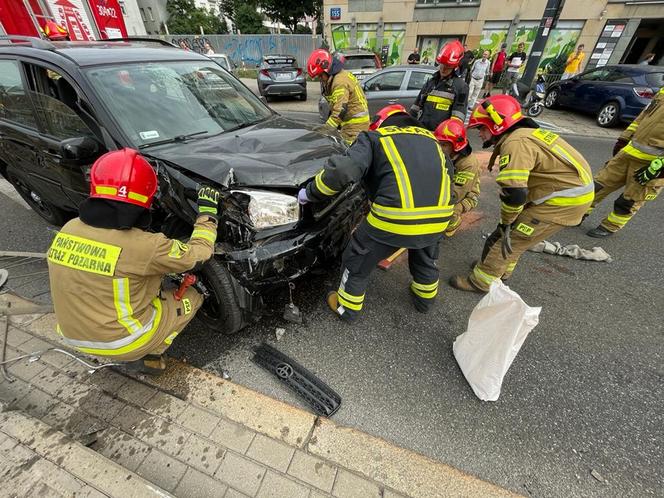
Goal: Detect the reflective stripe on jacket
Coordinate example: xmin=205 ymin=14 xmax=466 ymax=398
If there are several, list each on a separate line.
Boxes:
xmin=413 ymin=72 xmax=469 ymax=131
xmin=324 ymin=70 xmax=369 ymax=130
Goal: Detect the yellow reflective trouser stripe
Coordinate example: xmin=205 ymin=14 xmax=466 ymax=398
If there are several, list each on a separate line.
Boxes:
xmin=626 ymin=122 xmax=638 ymax=132
xmin=506 ymin=262 xmax=517 ymax=272
xmin=315 ymin=170 xmax=338 ymax=196
xmin=371 ymin=204 xmax=453 ymax=220
xmin=367 ymin=213 xmax=449 ymax=235
xmin=607 ymin=211 xmax=633 ymax=226
xmin=551 ymin=144 xmax=592 ymax=185
xmin=73 ymin=298 xmax=164 ymax=356
xmin=411 ymin=280 xmax=439 ymax=299
xmin=341 ymin=114 xmax=370 ymax=125
xmin=191 ymin=228 xmax=216 ymax=243
xmin=435 ymin=143 xmax=450 ymax=207
xmin=164 ymin=331 xmax=178 ymax=345
xmin=544 ymin=191 xmax=594 ymax=206
xmin=113 ymin=278 xmax=142 ymax=334
xmin=501 ymin=202 xmax=524 ymax=213
xmin=337 ymin=289 xmax=364 ymax=311
xmin=496 ymin=169 xmax=530 ymax=182
xmin=473 ymin=266 xmax=498 ymax=286
xmin=380 ymin=137 xmax=415 ymax=208
xmin=622 ymin=143 xmax=659 ymax=161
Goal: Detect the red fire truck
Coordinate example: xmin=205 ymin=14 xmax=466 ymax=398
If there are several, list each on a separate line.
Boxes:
xmin=0 ymin=0 xmax=128 ymax=41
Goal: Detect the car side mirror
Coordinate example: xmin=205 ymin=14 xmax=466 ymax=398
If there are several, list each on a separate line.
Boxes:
xmin=60 ymin=136 xmax=102 ymax=167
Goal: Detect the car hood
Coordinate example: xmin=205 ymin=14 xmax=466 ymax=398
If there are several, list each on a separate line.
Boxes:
xmin=145 ymin=115 xmax=345 ymax=188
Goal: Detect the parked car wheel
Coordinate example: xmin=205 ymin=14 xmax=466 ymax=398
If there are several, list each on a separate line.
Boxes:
xmin=544 ymin=88 xmax=559 ymax=109
xmin=196 ymin=258 xmax=245 ymax=335
xmin=597 ymin=101 xmax=620 ymax=128
xmin=299 ymin=91 xmax=307 ymax=101
xmin=6 ymin=170 xmax=71 ymax=226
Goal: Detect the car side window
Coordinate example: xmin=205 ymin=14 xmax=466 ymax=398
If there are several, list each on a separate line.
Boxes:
xmin=23 ymin=64 xmax=93 ymax=140
xmin=579 ymin=69 xmax=608 ymax=81
xmin=0 ymin=60 xmax=38 ymax=129
xmin=604 ymin=69 xmax=633 ymax=83
xmin=407 ymin=71 xmax=433 ymax=91
xmin=366 ymin=71 xmax=405 ymax=92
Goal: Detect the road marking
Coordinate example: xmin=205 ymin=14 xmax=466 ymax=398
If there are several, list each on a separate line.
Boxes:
xmin=0 ymin=178 xmax=30 ymax=210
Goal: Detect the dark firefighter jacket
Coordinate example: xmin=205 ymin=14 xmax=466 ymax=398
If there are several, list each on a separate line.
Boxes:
xmin=411 ymin=71 xmax=469 ymax=131
xmin=306 ymin=124 xmax=454 ymax=249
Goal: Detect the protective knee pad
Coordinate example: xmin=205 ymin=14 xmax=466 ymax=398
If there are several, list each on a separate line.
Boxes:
xmin=613 ymin=194 xmax=635 ymax=216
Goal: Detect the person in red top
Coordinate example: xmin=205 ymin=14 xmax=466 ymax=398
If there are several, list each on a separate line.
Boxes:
xmin=483 ymin=43 xmax=507 ymax=98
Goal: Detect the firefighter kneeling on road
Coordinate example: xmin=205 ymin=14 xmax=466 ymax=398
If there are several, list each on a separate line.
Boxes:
xmin=434 ymin=119 xmax=481 ymax=237
xmin=450 ymin=95 xmax=594 ymax=292
xmin=308 ymin=48 xmax=370 ymax=145
xmin=298 ymin=104 xmax=454 ymax=321
xmin=47 ymin=149 xmax=219 ymax=374
xmin=585 ymin=86 xmax=664 ymax=237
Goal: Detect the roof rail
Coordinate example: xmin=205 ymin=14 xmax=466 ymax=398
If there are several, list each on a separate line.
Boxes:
xmin=0 ymin=35 xmax=55 ymax=50
xmin=105 ymin=37 xmax=176 ymax=48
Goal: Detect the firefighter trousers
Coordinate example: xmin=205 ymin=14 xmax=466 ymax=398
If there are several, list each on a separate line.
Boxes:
xmin=335 ymin=223 xmax=441 ymax=321
xmin=469 ymin=210 xmax=565 ymax=292
xmin=588 ymin=153 xmax=664 ymax=232
xmin=340 ymin=122 xmax=369 ymax=145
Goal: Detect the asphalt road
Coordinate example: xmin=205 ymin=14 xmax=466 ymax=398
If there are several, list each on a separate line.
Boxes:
xmin=0 ymin=118 xmax=662 ymax=497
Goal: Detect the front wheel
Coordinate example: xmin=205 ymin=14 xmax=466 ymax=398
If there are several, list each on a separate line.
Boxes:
xmin=597 ymin=101 xmax=620 ymax=128
xmin=196 ymin=258 xmax=245 ymax=335
xmin=544 ymin=89 xmax=559 ymax=109
xmin=527 ymin=102 xmax=544 ymax=117
xmin=6 ymin=170 xmax=71 ymax=226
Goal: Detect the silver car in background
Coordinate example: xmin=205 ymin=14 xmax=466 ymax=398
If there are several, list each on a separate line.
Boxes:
xmin=257 ymin=54 xmax=307 ymax=101
xmin=208 ymin=53 xmax=235 ymax=73
xmin=319 ymin=64 xmax=436 ymax=121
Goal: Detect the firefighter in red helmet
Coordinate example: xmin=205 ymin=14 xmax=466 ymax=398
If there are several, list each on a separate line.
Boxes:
xmin=43 ymin=20 xmax=70 ymax=41
xmin=47 ymin=149 xmax=220 ymax=373
xmin=307 ymin=48 xmax=369 ymax=144
xmin=449 ymin=95 xmax=593 ymax=292
xmin=410 ymin=40 xmax=469 ymax=131
xmin=434 ymin=119 xmax=481 ymax=237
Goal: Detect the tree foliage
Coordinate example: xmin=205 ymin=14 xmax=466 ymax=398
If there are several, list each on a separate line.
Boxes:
xmin=222 ymin=0 xmax=269 ymax=34
xmin=257 ymin=0 xmax=319 ymax=33
xmin=166 ymin=0 xmax=228 ymax=34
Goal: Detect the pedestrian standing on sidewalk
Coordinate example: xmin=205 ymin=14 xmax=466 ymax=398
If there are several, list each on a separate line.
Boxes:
xmin=467 ymin=50 xmax=491 ymax=110
xmin=504 ymin=42 xmax=527 ymax=98
xmin=562 ymin=45 xmax=585 ymax=80
xmin=483 ymin=43 xmax=507 ymax=98
xmin=585 ymin=86 xmax=664 ymax=237
xmin=449 ymin=95 xmax=593 ymax=293
xmin=407 ymin=47 xmax=421 ymax=65
xmin=47 ymin=149 xmax=220 ymax=374
xmin=458 ymin=44 xmax=475 ymax=82
xmin=410 ymin=40 xmax=469 ymax=130
xmin=298 ymin=105 xmax=454 ymax=321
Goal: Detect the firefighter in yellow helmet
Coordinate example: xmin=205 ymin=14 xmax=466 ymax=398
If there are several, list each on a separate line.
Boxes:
xmin=47 ymin=149 xmax=219 ymax=373
xmin=449 ymin=95 xmax=594 ymax=292
xmin=434 ymin=118 xmax=481 ymax=237
xmin=586 ymin=86 xmax=664 ymax=237
xmin=307 ymin=49 xmax=370 ymax=144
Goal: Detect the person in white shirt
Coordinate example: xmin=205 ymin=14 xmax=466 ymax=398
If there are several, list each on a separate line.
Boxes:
xmin=204 ymin=42 xmax=215 ymax=56
xmin=467 ymin=50 xmax=491 ymax=110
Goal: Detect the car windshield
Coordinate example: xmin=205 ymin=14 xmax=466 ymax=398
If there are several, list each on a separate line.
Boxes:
xmin=85 ymin=60 xmax=272 ymax=147
xmin=344 ymin=56 xmax=377 ymax=70
xmin=645 ymin=71 xmax=664 ymax=88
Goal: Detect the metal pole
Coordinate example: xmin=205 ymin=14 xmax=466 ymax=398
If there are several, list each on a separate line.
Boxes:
xmin=521 ymin=0 xmax=566 ymax=88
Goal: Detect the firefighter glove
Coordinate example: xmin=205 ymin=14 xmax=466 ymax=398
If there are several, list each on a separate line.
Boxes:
xmin=297 ymin=188 xmax=309 ymax=205
xmin=634 ymin=158 xmax=663 ymax=185
xmin=612 ymin=138 xmax=628 ymax=156
xmin=499 ymin=223 xmax=513 ymax=259
xmin=197 ymin=185 xmax=220 ymax=217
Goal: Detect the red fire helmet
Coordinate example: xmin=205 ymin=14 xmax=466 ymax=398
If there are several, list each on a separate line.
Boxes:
xmin=307 ymin=49 xmax=333 ymax=79
xmin=434 ymin=119 xmax=468 ymax=152
xmin=468 ymin=95 xmax=524 ymax=136
xmin=436 ymin=40 xmax=464 ymax=67
xmin=369 ymin=104 xmax=409 ymax=131
xmin=90 ymin=149 xmax=158 ymax=209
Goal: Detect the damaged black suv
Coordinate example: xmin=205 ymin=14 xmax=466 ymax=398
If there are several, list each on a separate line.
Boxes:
xmin=0 ymin=37 xmax=366 ymax=334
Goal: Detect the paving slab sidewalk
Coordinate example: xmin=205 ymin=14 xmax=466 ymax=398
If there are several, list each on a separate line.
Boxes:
xmin=1 ymin=293 xmax=520 ymax=497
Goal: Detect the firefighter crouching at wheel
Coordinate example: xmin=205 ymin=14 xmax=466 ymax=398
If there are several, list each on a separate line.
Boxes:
xmin=308 ymin=48 xmax=370 ymax=144
xmin=449 ymin=95 xmax=594 ymax=293
xmin=434 ymin=119 xmax=481 ymax=237
xmin=298 ymin=105 xmax=454 ymax=321
xmin=410 ymin=40 xmax=469 ymax=131
xmin=47 ymin=149 xmax=219 ymax=373
xmin=585 ymin=86 xmax=664 ymax=237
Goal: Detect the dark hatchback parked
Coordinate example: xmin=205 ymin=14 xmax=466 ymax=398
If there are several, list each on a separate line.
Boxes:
xmin=544 ymin=64 xmax=664 ymax=127
xmin=0 ymin=37 xmax=364 ymax=334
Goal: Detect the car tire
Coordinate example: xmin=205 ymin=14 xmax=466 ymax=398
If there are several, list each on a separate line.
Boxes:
xmin=597 ymin=101 xmax=620 ymax=128
xmin=195 ymin=258 xmax=245 ymax=335
xmin=544 ymin=88 xmax=559 ymax=109
xmin=299 ymin=92 xmax=307 ymax=101
xmin=6 ymin=170 xmax=71 ymax=226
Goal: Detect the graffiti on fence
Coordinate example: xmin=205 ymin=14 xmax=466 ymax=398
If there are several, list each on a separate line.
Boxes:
xmin=221 ymin=36 xmax=278 ymax=66
xmin=169 ymin=36 xmax=211 ymax=53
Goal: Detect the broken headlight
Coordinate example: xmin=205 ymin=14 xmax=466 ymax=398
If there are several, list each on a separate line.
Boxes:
xmin=234 ymin=190 xmax=299 ymax=229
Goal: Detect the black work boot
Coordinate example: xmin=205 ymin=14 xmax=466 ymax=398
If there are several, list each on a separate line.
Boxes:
xmin=121 ymin=354 xmax=167 ymax=375
xmin=587 ymin=226 xmax=614 ymax=238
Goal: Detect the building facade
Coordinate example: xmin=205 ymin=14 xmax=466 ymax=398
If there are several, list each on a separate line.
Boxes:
xmin=135 ymin=0 xmax=168 ymax=34
xmin=323 ymin=0 xmax=664 ymax=71
xmin=118 ymin=0 xmax=147 ymax=35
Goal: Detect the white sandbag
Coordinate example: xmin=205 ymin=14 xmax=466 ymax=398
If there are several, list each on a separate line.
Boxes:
xmin=453 ymin=280 xmax=541 ymax=401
